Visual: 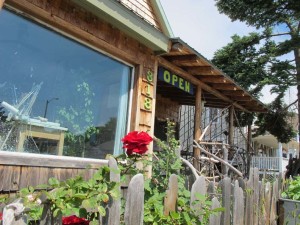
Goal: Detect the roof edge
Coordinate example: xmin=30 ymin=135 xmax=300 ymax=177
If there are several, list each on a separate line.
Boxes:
xmin=170 ymin=38 xmax=267 ymax=112
xmin=72 ymin=0 xmax=169 ymax=52
xmin=150 ymin=0 xmax=174 ymax=38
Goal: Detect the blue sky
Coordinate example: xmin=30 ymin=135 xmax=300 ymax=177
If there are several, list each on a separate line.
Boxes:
xmin=160 ymin=0 xmax=297 ymax=105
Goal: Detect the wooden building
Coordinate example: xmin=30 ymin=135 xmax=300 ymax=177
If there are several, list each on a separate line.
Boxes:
xmin=0 ymin=0 xmax=266 ymax=191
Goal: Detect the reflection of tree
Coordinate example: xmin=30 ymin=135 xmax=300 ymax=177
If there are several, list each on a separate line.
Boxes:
xmin=59 ymin=82 xmax=97 ymax=156
xmin=97 ymin=117 xmax=116 ymax=144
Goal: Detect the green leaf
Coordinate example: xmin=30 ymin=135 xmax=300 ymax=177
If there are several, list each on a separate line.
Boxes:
xmin=73 ymin=193 xmax=87 ymax=199
xmin=53 ymin=208 xmax=61 ymax=217
xmin=48 ymin=177 xmax=60 ymax=187
xmin=98 ymin=205 xmax=106 ymax=216
xmin=170 ymin=211 xmax=180 ymax=219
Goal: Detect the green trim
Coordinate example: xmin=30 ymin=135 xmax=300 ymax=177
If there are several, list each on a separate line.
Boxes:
xmin=72 ymin=0 xmax=169 ymax=52
xmin=151 ymin=0 xmax=174 ymax=37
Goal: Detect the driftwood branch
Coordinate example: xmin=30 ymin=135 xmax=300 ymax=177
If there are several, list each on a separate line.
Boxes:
xmin=181 ymin=157 xmax=199 ymax=179
xmin=193 ymin=141 xmax=243 ymax=177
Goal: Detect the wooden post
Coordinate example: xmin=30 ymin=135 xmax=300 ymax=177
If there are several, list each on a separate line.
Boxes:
xmin=228 ymin=106 xmax=234 ymax=146
xmin=0 ymin=0 xmax=5 ymax=10
xmin=247 ymin=124 xmax=252 ymax=175
xmin=193 ymin=86 xmax=202 ymax=170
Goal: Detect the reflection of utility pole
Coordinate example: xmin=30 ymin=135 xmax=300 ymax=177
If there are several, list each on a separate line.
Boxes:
xmin=44 ymin=98 xmax=59 ymax=118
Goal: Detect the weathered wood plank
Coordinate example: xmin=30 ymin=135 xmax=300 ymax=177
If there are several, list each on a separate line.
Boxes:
xmin=0 ymin=0 xmax=5 ymax=10
xmin=233 ymin=180 xmax=244 ymax=225
xmin=270 ymin=179 xmax=278 ymax=225
xmin=164 ymin=174 xmax=178 ymax=215
xmin=207 ymin=181 xmax=215 ymax=200
xmin=0 ymin=151 xmax=108 ymax=168
xmin=209 ymin=197 xmax=221 ymax=225
xmin=245 ymin=168 xmax=254 ymax=225
xmin=238 ymin=177 xmax=246 ymax=190
xmin=40 ymin=203 xmax=62 ymax=225
xmin=190 ymin=175 xmax=207 ymax=220
xmin=220 ymin=177 xmax=231 ymax=225
xmin=124 ymin=174 xmax=144 ymax=225
xmin=2 ymin=200 xmax=27 ymax=225
xmin=0 ymin=165 xmax=4 ymax=191
xmin=101 ymin=157 xmax=121 ymax=225
xmin=1 ymin=165 xmax=13 ymax=191
xmin=253 ymin=168 xmax=259 ymax=225
xmin=264 ymin=182 xmax=271 ymax=225
xmin=258 ymin=181 xmax=266 ymax=225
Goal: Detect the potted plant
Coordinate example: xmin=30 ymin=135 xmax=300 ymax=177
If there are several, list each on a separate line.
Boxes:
xmin=279 ymin=176 xmax=300 ymax=225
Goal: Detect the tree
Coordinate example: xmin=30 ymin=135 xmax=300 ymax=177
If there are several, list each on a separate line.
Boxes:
xmin=213 ymin=0 xmax=300 ymax=148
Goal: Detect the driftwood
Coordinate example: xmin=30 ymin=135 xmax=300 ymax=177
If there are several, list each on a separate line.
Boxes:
xmin=193 ymin=140 xmax=243 ymax=177
xmin=181 ymin=157 xmax=199 ymax=179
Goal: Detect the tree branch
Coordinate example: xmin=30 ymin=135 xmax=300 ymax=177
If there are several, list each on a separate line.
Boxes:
xmin=283 ymin=99 xmax=298 ymax=111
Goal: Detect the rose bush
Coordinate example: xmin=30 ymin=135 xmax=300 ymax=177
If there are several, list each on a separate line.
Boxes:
xmin=121 ymin=131 xmax=153 ymax=155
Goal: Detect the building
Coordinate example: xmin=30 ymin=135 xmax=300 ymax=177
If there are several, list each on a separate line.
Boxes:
xmin=0 ymin=0 xmax=266 ymax=191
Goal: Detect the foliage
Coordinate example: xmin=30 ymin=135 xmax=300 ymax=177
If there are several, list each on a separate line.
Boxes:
xmin=282 ymin=176 xmax=300 ymax=201
xmin=119 ymin=120 xmax=223 ymax=225
xmin=9 ymin=166 xmax=119 ymax=223
xmin=213 ymin=0 xmax=300 ymax=142
xmin=254 ymin=94 xmax=296 ymax=143
xmin=59 ymin=81 xmax=98 ymax=156
xmin=2 ymin=124 xmax=222 ymax=224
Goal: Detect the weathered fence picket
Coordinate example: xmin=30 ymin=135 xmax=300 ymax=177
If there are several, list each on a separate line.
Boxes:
xmin=190 ymin=175 xmax=207 ymax=214
xmin=1 ymin=167 xmax=283 ymax=225
xmin=220 ymin=177 xmax=231 ymax=225
xmin=233 ymin=180 xmax=244 ymax=225
xmin=124 ymin=174 xmax=144 ymax=225
xmin=164 ymin=174 xmax=178 ymax=216
xmin=209 ymin=197 xmax=221 ymax=225
xmin=101 ymin=157 xmax=120 ymax=225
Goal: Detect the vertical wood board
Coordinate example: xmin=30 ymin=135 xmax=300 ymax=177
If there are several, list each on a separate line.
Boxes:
xmin=124 ymin=174 xmax=144 ymax=225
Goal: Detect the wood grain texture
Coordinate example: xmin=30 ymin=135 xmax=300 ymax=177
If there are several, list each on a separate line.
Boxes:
xmin=124 ymin=174 xmax=144 ymax=225
xmin=245 ymin=168 xmax=254 ymax=225
xmin=233 ymin=180 xmax=244 ymax=225
xmin=190 ymin=176 xmax=207 ymax=212
xmin=0 ymin=0 xmax=5 ymax=10
xmin=164 ymin=174 xmax=178 ymax=216
xmin=220 ymin=177 xmax=231 ymax=225
xmin=209 ymin=197 xmax=221 ymax=225
xmin=101 ymin=157 xmax=121 ymax=225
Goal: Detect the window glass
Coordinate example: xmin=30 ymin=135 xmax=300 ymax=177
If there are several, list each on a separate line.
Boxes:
xmin=0 ymin=9 xmax=132 ymax=158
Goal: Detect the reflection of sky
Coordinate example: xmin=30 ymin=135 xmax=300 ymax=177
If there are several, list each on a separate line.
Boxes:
xmin=0 ymin=9 xmax=131 ymax=132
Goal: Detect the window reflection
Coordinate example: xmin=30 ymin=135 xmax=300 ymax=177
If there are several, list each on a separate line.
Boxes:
xmin=0 ymin=9 xmax=131 ymax=158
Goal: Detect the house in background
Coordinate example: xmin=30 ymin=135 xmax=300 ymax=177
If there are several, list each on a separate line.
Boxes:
xmin=251 ymin=114 xmax=299 ymax=178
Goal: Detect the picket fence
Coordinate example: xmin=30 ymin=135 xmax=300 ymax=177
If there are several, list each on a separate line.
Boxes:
xmin=1 ymin=157 xmax=281 ymax=225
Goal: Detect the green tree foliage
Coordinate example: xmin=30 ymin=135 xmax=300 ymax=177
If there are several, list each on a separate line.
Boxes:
xmin=212 ymin=0 xmax=300 ymax=143
xmin=254 ymin=94 xmax=296 ymax=143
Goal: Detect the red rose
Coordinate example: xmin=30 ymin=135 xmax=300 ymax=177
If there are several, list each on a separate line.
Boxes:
xmin=121 ymin=131 xmax=153 ymax=156
xmin=0 ymin=212 xmax=2 ymax=220
xmin=62 ymin=215 xmax=89 ymax=225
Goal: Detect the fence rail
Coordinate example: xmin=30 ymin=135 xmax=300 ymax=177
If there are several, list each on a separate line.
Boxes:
xmin=251 ymin=156 xmax=281 ymax=171
xmin=1 ymin=158 xmax=282 ymax=225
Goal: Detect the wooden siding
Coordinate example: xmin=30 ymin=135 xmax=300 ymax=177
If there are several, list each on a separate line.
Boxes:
xmin=0 ymin=152 xmax=108 ymax=192
xmin=118 ymin=0 xmax=162 ymax=31
xmin=5 ymin=0 xmax=157 ymax=135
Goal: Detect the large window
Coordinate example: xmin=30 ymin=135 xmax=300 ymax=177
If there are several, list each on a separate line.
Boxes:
xmin=0 ymin=9 xmax=132 ymax=158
